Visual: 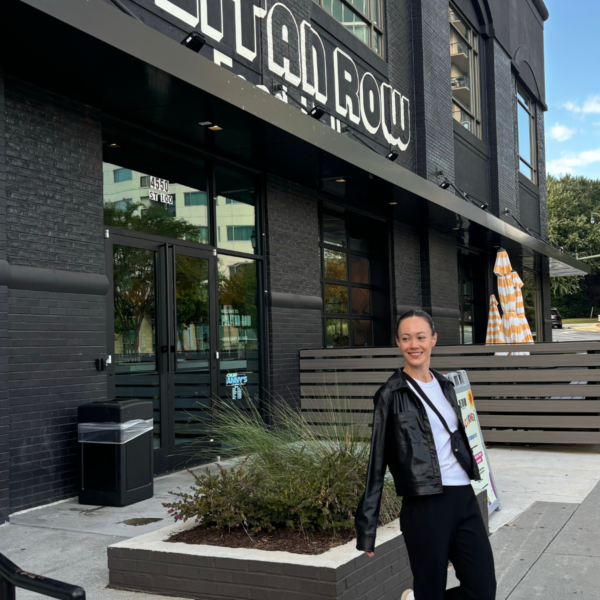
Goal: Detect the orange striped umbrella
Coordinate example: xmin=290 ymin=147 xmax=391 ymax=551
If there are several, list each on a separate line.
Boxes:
xmin=493 ymin=249 xmax=512 ymax=277
xmin=493 ymin=250 xmax=527 ymax=344
xmin=485 ymin=294 xmax=505 ymax=345
xmin=511 ymin=270 xmax=534 ymax=344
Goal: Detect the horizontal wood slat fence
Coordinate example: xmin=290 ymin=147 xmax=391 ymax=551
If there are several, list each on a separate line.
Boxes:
xmin=299 ymin=341 xmax=600 ymax=445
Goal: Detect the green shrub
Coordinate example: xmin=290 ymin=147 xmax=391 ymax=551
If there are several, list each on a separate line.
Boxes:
xmin=163 ymin=394 xmax=401 ymax=536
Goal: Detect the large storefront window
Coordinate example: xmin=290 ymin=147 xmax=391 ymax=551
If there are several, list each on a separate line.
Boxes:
xmin=320 ymin=210 xmax=390 ymax=347
xmin=215 ymin=166 xmax=259 ymax=255
xmin=103 ymin=130 xmax=263 ymax=472
xmin=450 ymin=3 xmax=481 ymax=138
xmin=103 ymin=135 xmax=209 ymax=244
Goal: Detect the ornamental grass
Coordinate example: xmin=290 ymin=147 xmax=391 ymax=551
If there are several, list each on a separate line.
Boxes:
xmin=163 ymin=392 xmax=401 ymax=538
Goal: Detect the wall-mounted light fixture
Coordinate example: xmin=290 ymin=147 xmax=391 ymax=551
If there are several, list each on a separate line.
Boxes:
xmin=181 ymin=31 xmax=206 ymax=52
xmin=386 ymin=150 xmax=399 ymax=162
xmin=309 ymin=106 xmax=327 ymax=120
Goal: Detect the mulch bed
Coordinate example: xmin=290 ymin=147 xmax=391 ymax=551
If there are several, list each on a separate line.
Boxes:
xmin=167 ymin=525 xmax=357 ymax=555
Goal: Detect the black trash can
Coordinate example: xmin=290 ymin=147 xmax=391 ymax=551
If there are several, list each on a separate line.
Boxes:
xmin=78 ymin=399 xmax=154 ymax=507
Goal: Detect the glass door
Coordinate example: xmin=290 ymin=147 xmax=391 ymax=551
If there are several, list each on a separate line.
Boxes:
xmin=107 ymin=234 xmax=218 ymax=473
xmin=108 ymin=236 xmax=169 ymax=472
xmin=168 ymin=246 xmax=217 ymax=469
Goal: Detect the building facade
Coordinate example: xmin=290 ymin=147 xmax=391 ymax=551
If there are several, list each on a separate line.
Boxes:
xmin=0 ymin=0 xmax=588 ymax=522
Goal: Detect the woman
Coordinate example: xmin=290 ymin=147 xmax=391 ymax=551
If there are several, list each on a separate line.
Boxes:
xmin=355 ymin=310 xmax=496 ymax=600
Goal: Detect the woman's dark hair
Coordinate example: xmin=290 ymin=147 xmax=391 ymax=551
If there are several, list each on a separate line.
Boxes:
xmin=395 ymin=310 xmax=436 ymax=337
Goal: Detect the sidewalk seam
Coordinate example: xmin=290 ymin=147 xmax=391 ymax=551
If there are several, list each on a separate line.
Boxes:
xmin=8 ymin=521 xmax=130 ymax=539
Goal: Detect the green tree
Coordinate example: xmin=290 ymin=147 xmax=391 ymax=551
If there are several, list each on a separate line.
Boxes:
xmin=548 ymin=174 xmax=600 ymax=296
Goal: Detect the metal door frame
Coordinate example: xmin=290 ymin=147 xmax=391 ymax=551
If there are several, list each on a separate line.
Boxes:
xmin=105 ymin=230 xmax=217 ymax=474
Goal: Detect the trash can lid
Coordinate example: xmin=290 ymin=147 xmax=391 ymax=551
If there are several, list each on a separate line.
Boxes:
xmin=78 ymin=399 xmax=153 ymax=423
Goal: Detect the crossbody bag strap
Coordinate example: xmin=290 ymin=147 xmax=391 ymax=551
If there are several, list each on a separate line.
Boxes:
xmin=402 ymin=372 xmax=453 ymax=435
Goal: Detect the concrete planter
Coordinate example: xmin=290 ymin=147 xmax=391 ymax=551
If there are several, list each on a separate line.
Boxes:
xmin=107 ymin=489 xmax=488 ymax=600
xmin=108 ymin=519 xmax=412 ymax=600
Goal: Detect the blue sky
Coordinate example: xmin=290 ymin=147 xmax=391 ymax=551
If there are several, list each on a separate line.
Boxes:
xmin=544 ymin=0 xmax=600 ymax=178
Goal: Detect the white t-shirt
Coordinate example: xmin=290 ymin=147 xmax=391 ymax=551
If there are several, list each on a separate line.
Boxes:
xmin=407 ymin=375 xmax=471 ymax=486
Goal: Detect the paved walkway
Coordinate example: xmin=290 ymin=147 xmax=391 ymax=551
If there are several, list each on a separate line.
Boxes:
xmin=2 ymin=447 xmax=600 ymax=599
xmin=552 ymin=323 xmax=600 ymax=342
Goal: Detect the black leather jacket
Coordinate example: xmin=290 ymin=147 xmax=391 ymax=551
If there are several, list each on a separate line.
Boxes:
xmin=355 ymin=368 xmax=481 ymax=552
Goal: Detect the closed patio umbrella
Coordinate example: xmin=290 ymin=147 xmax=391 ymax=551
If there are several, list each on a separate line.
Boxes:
xmin=493 ymin=250 xmax=524 ymax=344
xmin=485 ymin=294 xmax=505 ymax=345
xmin=511 ymin=269 xmax=534 ymax=344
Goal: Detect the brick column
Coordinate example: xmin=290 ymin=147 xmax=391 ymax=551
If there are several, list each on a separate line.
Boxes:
xmin=411 ymin=0 xmax=455 ymax=182
xmin=0 ymin=63 xmax=9 ymax=523
xmin=487 ymin=39 xmax=519 ymax=221
xmin=265 ymin=176 xmax=322 ymax=410
xmin=420 ymin=226 xmax=460 ymax=345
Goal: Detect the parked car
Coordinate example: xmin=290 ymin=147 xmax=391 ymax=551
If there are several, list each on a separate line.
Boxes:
xmin=551 ymin=308 xmax=563 ymax=329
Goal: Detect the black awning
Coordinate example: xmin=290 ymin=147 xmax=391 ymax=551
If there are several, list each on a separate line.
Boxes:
xmin=4 ymin=0 xmax=588 ymax=277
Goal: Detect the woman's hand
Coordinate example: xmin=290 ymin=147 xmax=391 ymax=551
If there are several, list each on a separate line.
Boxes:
xmin=365 ymin=552 xmax=374 ymax=558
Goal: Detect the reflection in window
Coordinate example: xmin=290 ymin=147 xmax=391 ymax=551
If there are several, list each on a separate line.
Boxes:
xmin=324 ymin=248 xmax=348 ymax=280
xmin=350 ymin=255 xmax=370 ymax=284
xmin=321 ymin=211 xmax=376 ymax=348
xmin=114 ymin=168 xmax=132 ymax=183
xmin=517 ymin=84 xmax=537 ymax=183
xmin=112 ymin=245 xmax=161 ymax=448
xmin=351 ymin=288 xmax=371 ymax=315
xmin=103 ymin=161 xmax=209 ymax=244
xmin=218 ymin=255 xmax=260 ymax=403
xmin=227 ymin=226 xmax=255 ymax=242
xmin=173 ymin=254 xmax=211 ymax=446
xmin=184 ymin=191 xmax=207 ymax=207
xmin=353 ymin=320 xmax=373 ymax=346
xmin=325 ymin=284 xmax=348 ymax=313
xmin=325 ymin=319 xmax=349 ymax=348
xmin=215 ymin=166 xmax=258 ymax=255
xmin=449 ymin=4 xmax=481 ymax=138
xmin=314 ymin=0 xmax=383 ymax=56
xmin=114 ymin=198 xmax=133 ymax=212
xmin=323 ymin=215 xmax=347 ymax=248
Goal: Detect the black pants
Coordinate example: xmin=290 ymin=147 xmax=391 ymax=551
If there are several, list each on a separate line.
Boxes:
xmin=400 ymin=485 xmax=496 ymax=600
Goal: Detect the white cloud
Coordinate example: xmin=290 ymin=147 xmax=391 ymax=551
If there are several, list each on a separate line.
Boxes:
xmin=564 ymin=96 xmax=600 ymax=115
xmin=548 ymin=123 xmax=576 ymax=142
xmin=547 ymin=149 xmax=600 ymax=174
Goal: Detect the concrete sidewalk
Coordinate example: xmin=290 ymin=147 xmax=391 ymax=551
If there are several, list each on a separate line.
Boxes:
xmin=1 ymin=446 xmax=600 ymax=599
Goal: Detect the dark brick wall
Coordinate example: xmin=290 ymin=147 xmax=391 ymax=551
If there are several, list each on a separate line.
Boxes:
xmin=487 ymin=40 xmax=519 ymax=221
xmin=386 ymin=0 xmax=416 ymax=173
xmin=411 ymin=0 xmax=455 ymax=181
xmin=0 ymin=64 xmax=9 ymax=522
xmin=3 ymin=80 xmax=107 ymax=516
xmin=8 ymin=290 xmax=107 ymax=513
xmin=392 ymin=220 xmax=422 ymax=320
xmin=265 ymin=176 xmax=320 ymax=298
xmin=265 ymin=175 xmax=321 ymax=408
xmin=5 ymin=80 xmax=104 ymax=272
xmin=420 ymin=228 xmax=460 ymax=345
